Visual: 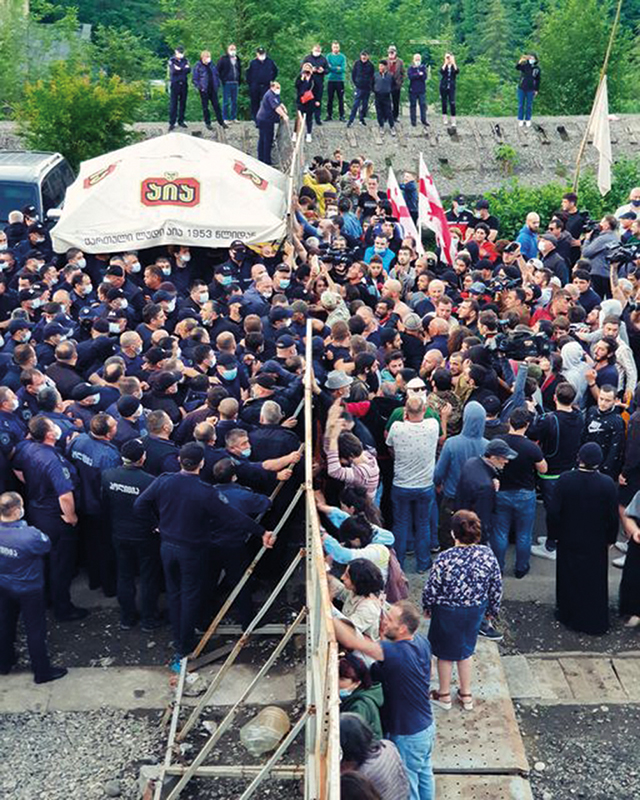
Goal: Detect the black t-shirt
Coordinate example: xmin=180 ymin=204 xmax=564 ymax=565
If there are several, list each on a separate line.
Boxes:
xmin=564 ymin=211 xmax=584 ymax=238
xmin=497 ymin=433 xmax=544 ymax=491
xmin=469 ymin=215 xmax=500 ymax=234
xmin=357 ymin=190 xmax=386 ymax=220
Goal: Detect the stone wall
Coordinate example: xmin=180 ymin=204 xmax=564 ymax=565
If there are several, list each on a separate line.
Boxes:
xmin=2 ymin=115 xmax=639 ymax=196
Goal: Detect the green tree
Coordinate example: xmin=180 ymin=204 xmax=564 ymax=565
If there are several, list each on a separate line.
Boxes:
xmin=92 ymin=25 xmax=163 ymax=81
xmin=16 ymin=63 xmax=143 ymax=169
xmin=532 ymin=0 xmax=635 ymax=114
xmin=0 ymin=0 xmax=83 ymax=115
xmin=478 ymin=0 xmax=512 ymax=79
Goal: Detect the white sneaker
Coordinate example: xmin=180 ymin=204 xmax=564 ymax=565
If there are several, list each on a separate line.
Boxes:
xmin=390 ymin=128 xmax=396 ymax=137
xmin=615 ymin=541 xmax=629 ymax=554
xmin=451 ymin=119 xmax=457 ymax=128
xmin=525 ymin=120 xmax=532 ymax=127
xmin=518 ymin=120 xmax=524 ymax=128
xmin=531 ymin=543 xmax=556 ymax=561
xmin=624 ymin=615 xmax=640 ymax=628
xmin=305 ymin=133 xmax=312 ymax=143
xmin=442 ymin=115 xmax=448 ymax=125
xmin=613 ymin=555 xmax=626 ymax=569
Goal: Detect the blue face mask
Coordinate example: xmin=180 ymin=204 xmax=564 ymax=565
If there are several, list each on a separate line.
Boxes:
xmin=220 ymin=275 xmax=233 ymax=286
xmin=279 ymin=279 xmax=290 ymax=289
xmin=241 ymin=447 xmax=251 ymax=458
xmin=222 ymin=367 xmax=238 ymax=381
xmin=339 ymin=688 xmax=353 ymax=699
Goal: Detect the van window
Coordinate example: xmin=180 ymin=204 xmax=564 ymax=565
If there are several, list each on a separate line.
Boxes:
xmin=42 ymin=163 xmax=70 ymax=212
xmin=0 ymin=182 xmax=38 ymax=224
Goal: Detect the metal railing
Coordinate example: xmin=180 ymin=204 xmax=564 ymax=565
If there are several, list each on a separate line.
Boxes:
xmin=153 ymin=318 xmax=340 ymax=799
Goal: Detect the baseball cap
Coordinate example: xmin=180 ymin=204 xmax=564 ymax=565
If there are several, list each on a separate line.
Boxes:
xmin=528 ymin=258 xmax=544 ymax=271
xmin=22 ymin=204 xmax=37 ymax=218
xmin=217 ymin=352 xmax=236 ymax=367
xmin=291 ymin=300 xmax=308 ymax=315
xmin=8 ymin=319 xmax=33 ymax=334
xmin=43 ymin=322 xmax=71 ymax=339
xmin=117 ymin=395 xmax=141 ymax=417
xmin=406 ymin=378 xmax=427 ymax=392
xmin=179 ymin=442 xmax=205 ymax=469
xmin=254 ymin=373 xmax=276 ymax=390
xmin=153 ymin=289 xmax=174 ymax=303
xmin=269 ymin=306 xmax=293 ymax=322
xmin=469 ymin=282 xmax=487 ymax=295
xmin=105 ymin=265 xmax=125 ymax=277
xmin=276 ymin=333 xmax=295 ymax=349
xmin=121 ymin=438 xmax=146 ymax=462
xmin=215 ymin=264 xmax=233 ymax=276
xmin=485 ymin=439 xmax=518 ymax=460
xmin=230 ymin=239 xmax=246 ymax=250
xmin=540 ymin=233 xmax=557 ymax=243
xmin=256 ymin=47 xmax=266 ymax=55
xmin=153 ymin=370 xmax=181 ymax=392
xmin=620 ymin=211 xmax=637 ymax=221
xmin=475 ymin=199 xmax=490 ymax=210
xmin=481 ymin=395 xmax=501 ymax=416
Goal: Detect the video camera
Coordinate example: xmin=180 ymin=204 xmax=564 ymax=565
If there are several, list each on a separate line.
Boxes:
xmin=493 ymin=329 xmax=554 ymax=360
xmin=605 ymin=242 xmax=640 ymax=266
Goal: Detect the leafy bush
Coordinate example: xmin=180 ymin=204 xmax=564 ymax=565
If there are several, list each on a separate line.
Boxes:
xmin=16 ymin=63 xmax=144 ymax=170
xmin=483 ymin=158 xmax=640 ymax=238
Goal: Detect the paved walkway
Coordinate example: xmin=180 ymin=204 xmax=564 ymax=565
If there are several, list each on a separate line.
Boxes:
xmin=503 ymin=652 xmax=640 ymax=705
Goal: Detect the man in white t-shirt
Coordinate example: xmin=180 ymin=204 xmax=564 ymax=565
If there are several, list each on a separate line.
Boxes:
xmin=386 ymin=395 xmax=439 ymax=572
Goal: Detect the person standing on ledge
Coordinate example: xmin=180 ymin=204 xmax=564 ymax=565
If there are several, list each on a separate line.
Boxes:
xmin=326 ymin=41 xmax=347 ymax=122
xmin=168 ymin=46 xmax=191 ymax=131
xmin=246 ymin=47 xmax=279 ymax=122
xmin=407 ymin=53 xmax=428 ymax=128
xmin=256 ymin=81 xmax=288 ymax=165
xmin=217 ymin=43 xmax=242 ymax=122
xmin=386 ymin=45 xmax=405 ymax=122
xmin=516 ymin=53 xmax=541 ymax=128
xmin=192 ymin=50 xmax=228 ymax=131
xmin=301 ymin=44 xmax=329 ymax=127
xmin=439 ymin=52 xmax=458 ymax=128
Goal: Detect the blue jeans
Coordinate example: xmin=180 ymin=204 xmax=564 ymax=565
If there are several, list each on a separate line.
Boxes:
xmin=539 ymin=475 xmax=559 ymax=548
xmin=223 ymin=82 xmax=239 ymax=120
xmin=392 ymin=485 xmax=435 ymax=571
xmin=491 ymin=489 xmax=537 ymax=573
xmin=517 ymin=88 xmax=535 ymax=121
xmin=391 ymin=724 xmax=436 ymax=800
xmin=348 ymin=87 xmax=370 ymax=123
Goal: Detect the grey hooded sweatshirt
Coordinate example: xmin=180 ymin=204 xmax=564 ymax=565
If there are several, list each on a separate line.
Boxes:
xmin=434 ymin=401 xmax=488 ymax=499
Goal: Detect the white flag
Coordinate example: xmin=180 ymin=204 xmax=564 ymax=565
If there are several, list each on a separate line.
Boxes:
xmin=587 ymin=75 xmax=612 ymax=196
xmin=418 ymin=153 xmax=456 ymax=265
xmin=386 ymin=167 xmax=423 ymax=254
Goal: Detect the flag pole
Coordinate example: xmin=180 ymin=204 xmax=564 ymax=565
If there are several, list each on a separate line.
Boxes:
xmin=572 ymin=0 xmax=623 ymax=191
xmin=418 ymin=152 xmax=423 ymax=251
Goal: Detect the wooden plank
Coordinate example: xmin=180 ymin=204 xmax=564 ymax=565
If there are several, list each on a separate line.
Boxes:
xmin=559 ymin=657 xmax=626 ymax=702
xmin=527 ymin=658 xmax=573 ymax=700
xmin=612 ymin=658 xmax=640 ymax=700
xmin=432 ymin=640 xmax=529 ymax=774
xmin=436 ymin=775 xmax=534 ymax=800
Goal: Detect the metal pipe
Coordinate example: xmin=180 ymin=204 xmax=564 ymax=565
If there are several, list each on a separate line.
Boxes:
xmin=178 ymin=548 xmax=305 ymax=740
xmin=165 ymin=610 xmax=306 ymax=800
xmin=164 ymin=765 xmax=305 ymax=779
xmin=153 ymin=657 xmax=187 ymax=800
xmin=190 ymin=485 xmax=304 ymax=659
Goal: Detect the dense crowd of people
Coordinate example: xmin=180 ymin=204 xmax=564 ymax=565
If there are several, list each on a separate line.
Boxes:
xmin=1 ymin=150 xmax=640 ymax=800
xmin=164 ymin=41 xmax=543 ymax=162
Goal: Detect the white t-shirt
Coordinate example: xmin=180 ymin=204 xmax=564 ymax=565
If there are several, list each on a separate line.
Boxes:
xmin=386 ymin=417 xmax=439 ymax=488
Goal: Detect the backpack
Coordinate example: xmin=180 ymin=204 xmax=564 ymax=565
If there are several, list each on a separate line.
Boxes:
xmin=385 ymin=548 xmax=409 ymax=602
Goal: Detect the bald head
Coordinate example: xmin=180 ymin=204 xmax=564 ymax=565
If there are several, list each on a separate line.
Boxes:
xmin=526 ymin=212 xmax=540 ymax=232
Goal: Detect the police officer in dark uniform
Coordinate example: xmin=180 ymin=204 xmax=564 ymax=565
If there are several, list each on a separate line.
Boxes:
xmin=168 ymin=46 xmax=191 ymax=131
xmin=101 ymin=439 xmax=162 ymax=631
xmin=134 ymin=442 xmax=275 ymax=664
xmin=113 ymin=395 xmax=149 ymax=449
xmin=67 ymin=412 xmax=121 ymax=595
xmin=246 ymin=47 xmax=279 ymax=121
xmin=12 ymin=415 xmax=88 ymax=622
xmin=0 ymin=492 xmax=67 ymax=683
xmin=143 ymin=410 xmax=180 ymax=475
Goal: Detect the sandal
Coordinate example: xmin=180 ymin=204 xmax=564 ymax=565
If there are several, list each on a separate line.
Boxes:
xmin=430 ymin=689 xmax=452 ymax=710
xmin=457 ymin=690 xmax=474 ymax=711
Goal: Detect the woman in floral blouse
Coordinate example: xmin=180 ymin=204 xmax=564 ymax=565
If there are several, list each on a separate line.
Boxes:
xmin=422 ymin=510 xmax=502 ymax=711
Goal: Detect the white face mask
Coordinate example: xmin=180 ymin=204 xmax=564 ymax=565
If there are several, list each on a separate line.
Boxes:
xmin=198 ymin=292 xmax=209 ymax=304
xmin=76 ymin=258 xmax=87 ymax=269
xmin=10 ymin=398 xmax=19 ymax=412
xmin=118 ymin=299 xmax=129 ymax=310
xmin=180 ymin=253 xmax=191 ymax=263
xmin=109 ymin=322 xmax=121 ymax=333
xmin=161 ymin=266 xmax=172 ymax=276
xmin=52 ymin=425 xmax=62 ymax=441
xmin=130 ymin=261 xmax=141 ymax=273
xmin=258 ymin=54 xmax=266 ymax=61
xmin=22 ymin=331 xmax=32 ymax=342
xmin=229 ymin=50 xmax=237 ymax=57
xmin=166 ymin=299 xmax=176 ymax=313
xmin=86 ymin=394 xmax=101 ymax=405
xmin=0 ymin=244 xmax=7 ymax=252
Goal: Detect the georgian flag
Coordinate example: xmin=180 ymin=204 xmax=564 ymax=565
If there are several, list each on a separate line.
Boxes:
xmin=418 ymin=153 xmax=456 ymax=265
xmin=387 ymin=167 xmax=423 ymax=254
